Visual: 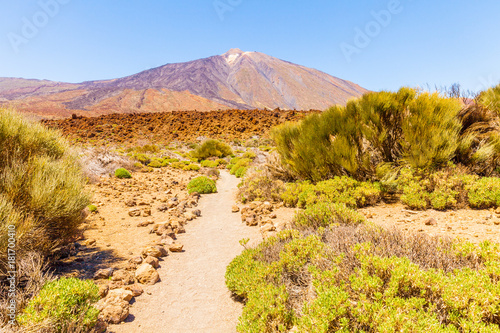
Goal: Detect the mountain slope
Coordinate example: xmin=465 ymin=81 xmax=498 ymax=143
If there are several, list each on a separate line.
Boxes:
xmin=0 ymin=49 xmax=367 ymax=118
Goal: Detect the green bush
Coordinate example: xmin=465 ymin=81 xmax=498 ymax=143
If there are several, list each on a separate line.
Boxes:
xmin=170 ymin=161 xmax=186 ymax=169
xmin=227 ymin=225 xmax=500 ymax=333
xmin=467 ymin=177 xmax=500 ymax=208
xmin=0 ymin=109 xmax=89 ymax=261
xmin=272 ymin=88 xmax=463 ymax=181
xmin=183 ymin=164 xmax=201 ymax=171
xmin=282 ymin=176 xmax=381 ymax=208
xmin=238 ymin=169 xmax=286 ymax=203
xmin=18 ymin=277 xmax=100 ymax=332
xmin=230 ymin=158 xmax=252 ymax=176
xmin=201 ymin=160 xmax=220 ymax=168
xmin=187 ymin=176 xmax=217 ymax=194
xmin=87 ymin=205 xmax=98 ymax=213
xmin=115 ymin=168 xmax=132 ymax=178
xmin=133 ymin=153 xmax=151 ymax=165
xmin=191 ymin=139 xmax=233 ymax=160
xmin=293 ymin=202 xmax=365 ymax=229
xmin=148 ymin=159 xmax=162 ymax=168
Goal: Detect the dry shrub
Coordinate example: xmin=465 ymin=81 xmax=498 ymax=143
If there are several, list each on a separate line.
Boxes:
xmin=237 ymin=168 xmax=286 ymax=203
xmin=79 ymin=147 xmax=135 ymax=182
xmin=0 ymin=252 xmax=53 ymax=329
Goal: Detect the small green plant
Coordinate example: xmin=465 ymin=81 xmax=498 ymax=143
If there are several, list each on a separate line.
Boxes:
xmin=187 ymin=176 xmax=217 ymax=194
xmin=191 ymin=139 xmax=233 ymax=160
xmin=133 ymin=153 xmax=151 ymax=165
xmin=18 ymin=277 xmax=100 ymax=332
xmin=115 ymin=168 xmax=132 ymax=179
xmin=184 ymin=164 xmax=201 ymax=171
xmin=467 ymin=177 xmax=500 ymax=208
xmin=87 ymin=205 xmax=98 ymax=213
xmin=201 ymin=160 xmax=220 ymax=168
xmin=148 ymin=159 xmax=163 ymax=168
xmin=170 ymin=161 xmax=186 ymax=169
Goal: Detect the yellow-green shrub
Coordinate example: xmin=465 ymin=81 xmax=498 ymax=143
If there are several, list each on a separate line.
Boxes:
xmin=0 ymin=109 xmax=89 ymax=260
xmin=282 ymin=176 xmax=380 ymax=208
xmin=227 ymin=225 xmax=500 ymax=333
xmin=191 ymin=139 xmax=233 ymax=160
xmin=18 ymin=277 xmax=100 ymax=332
xmin=187 ymin=176 xmax=217 ymax=194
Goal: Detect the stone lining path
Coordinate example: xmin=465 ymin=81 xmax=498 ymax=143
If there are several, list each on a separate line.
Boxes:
xmin=113 ymin=170 xmax=261 ymax=333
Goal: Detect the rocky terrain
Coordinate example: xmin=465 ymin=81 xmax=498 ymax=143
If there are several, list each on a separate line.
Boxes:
xmin=42 ymin=109 xmax=310 ymax=145
xmin=0 ymin=49 xmax=367 ymax=119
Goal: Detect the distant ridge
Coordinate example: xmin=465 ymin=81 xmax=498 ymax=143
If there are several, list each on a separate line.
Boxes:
xmin=0 ymin=49 xmax=367 ymax=118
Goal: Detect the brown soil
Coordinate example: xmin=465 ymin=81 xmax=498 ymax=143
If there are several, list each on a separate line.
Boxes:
xmin=359 ymin=203 xmax=500 ymax=244
xmin=56 ymin=167 xmax=196 ymax=279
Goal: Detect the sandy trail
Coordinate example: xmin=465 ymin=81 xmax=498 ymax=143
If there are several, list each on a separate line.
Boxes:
xmin=112 ymin=170 xmax=260 ymax=333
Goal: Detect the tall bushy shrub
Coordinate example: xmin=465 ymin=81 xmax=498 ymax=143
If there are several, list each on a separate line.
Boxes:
xmin=0 ymin=109 xmax=89 ymax=261
xmin=272 ymin=88 xmax=464 ymax=181
xmin=401 ymin=92 xmax=462 ymax=168
xmin=191 ymin=139 xmax=233 ymax=160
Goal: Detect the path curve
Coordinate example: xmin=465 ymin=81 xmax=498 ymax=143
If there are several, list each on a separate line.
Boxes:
xmin=113 ymin=170 xmax=260 ymax=333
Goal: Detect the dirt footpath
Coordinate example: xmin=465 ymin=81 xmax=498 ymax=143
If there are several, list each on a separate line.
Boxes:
xmin=112 ymin=171 xmax=261 ymax=333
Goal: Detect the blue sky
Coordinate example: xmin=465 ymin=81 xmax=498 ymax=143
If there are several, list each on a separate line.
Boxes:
xmin=1 ymin=0 xmax=499 ymax=92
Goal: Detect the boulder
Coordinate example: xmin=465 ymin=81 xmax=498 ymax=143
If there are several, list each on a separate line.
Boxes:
xmin=142 ymin=246 xmax=168 ymax=258
xmin=93 ymin=268 xmax=114 ymax=280
xmin=128 ymin=208 xmax=141 ymax=217
xmin=144 ymin=256 xmax=160 ymax=268
xmin=124 ymin=284 xmax=144 ymax=297
xmin=169 ymin=243 xmax=184 ymax=253
xmin=111 ymin=269 xmax=135 ymax=285
xmin=95 ymin=296 xmax=129 ymax=324
xmin=135 ymin=263 xmax=160 ymax=285
xmin=98 ymin=284 xmax=109 ymax=298
xmin=107 ymin=288 xmax=134 ymax=302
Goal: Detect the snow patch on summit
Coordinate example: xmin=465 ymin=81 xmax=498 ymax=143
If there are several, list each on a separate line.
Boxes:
xmin=226 ymin=53 xmax=240 ymax=65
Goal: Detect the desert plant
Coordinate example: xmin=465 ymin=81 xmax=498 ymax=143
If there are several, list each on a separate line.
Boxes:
xmin=226 ymin=224 xmax=498 ymax=333
xmin=114 ymin=168 xmax=132 ymax=179
xmin=0 ymin=109 xmax=89 ymax=263
xmin=238 ymin=169 xmax=286 ymax=203
xmin=184 ymin=164 xmax=201 ymax=171
xmin=293 ymin=202 xmax=365 ymax=229
xmin=272 ymin=88 xmax=463 ymax=181
xmin=17 ymin=277 xmax=100 ymax=332
xmin=191 ymin=139 xmax=233 ymax=160
xmin=187 ymin=176 xmax=217 ymax=194
xmin=148 ymin=159 xmax=163 ymax=168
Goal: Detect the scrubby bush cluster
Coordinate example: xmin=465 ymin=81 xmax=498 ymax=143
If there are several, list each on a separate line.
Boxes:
xmin=238 ymin=169 xmax=286 ymax=203
xmin=227 ymin=221 xmax=500 ymax=332
xmin=272 ymin=86 xmax=500 ymax=181
xmin=191 ymin=139 xmax=233 ymax=160
xmin=281 ymin=176 xmax=381 ymax=209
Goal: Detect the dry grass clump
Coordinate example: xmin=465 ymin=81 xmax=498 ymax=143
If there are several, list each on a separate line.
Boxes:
xmin=79 ymin=147 xmax=135 ymax=182
xmin=0 ymin=252 xmax=54 ymax=331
